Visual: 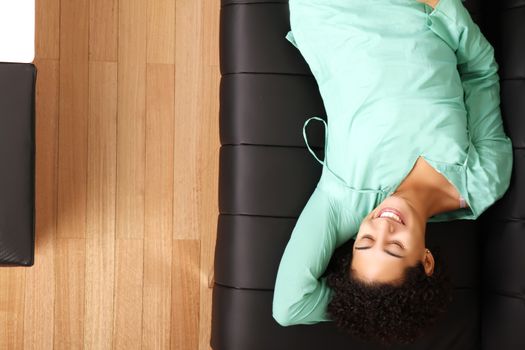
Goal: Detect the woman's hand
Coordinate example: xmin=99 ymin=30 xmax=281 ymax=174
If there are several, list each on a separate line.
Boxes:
xmin=416 ymin=0 xmax=440 ymax=9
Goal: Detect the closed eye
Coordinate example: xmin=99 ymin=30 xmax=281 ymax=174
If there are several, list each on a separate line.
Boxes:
xmin=354 ymin=235 xmax=406 ymax=259
xmin=360 ymin=234 xmax=405 ymax=249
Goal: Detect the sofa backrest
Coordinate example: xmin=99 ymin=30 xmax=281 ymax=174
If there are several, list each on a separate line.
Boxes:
xmin=477 ymin=1 xmax=525 ymax=348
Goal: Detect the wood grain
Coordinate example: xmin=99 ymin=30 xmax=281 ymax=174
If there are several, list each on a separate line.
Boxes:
xmin=54 ymin=238 xmax=85 ymax=350
xmin=173 ymin=0 xmax=202 ymax=240
xmin=35 ymin=0 xmax=59 ymax=59
xmin=84 ymin=61 xmax=117 ymax=350
xmin=23 ymin=58 xmax=58 ymax=350
xmin=147 ymin=0 xmax=175 ymax=64
xmin=113 ymin=239 xmax=144 ymax=350
xmin=57 ymin=0 xmax=89 ymax=239
xmin=142 ymin=63 xmax=175 ymax=348
xmin=116 ymin=0 xmax=147 ymax=240
xmin=173 ymin=240 xmax=200 ymax=350
xmin=90 ymin=0 xmax=118 ymax=62
xmin=0 ymin=267 xmax=25 ymax=350
xmin=1 ymin=0 xmax=219 ymax=348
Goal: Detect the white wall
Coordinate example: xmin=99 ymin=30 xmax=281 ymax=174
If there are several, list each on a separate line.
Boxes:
xmin=0 ymin=0 xmax=35 ymax=63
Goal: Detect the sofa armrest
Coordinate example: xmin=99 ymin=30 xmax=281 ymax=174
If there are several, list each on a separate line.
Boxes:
xmin=0 ymin=62 xmax=36 ymax=266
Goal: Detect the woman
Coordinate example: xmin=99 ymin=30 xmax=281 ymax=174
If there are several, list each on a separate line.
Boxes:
xmin=272 ymin=0 xmax=513 ymax=346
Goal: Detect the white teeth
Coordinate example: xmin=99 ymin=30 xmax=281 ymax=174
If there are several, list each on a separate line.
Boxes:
xmin=380 ymin=211 xmax=402 ymax=223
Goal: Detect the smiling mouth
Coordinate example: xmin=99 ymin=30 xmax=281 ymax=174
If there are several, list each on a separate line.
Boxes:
xmin=376 ymin=207 xmax=405 ymax=225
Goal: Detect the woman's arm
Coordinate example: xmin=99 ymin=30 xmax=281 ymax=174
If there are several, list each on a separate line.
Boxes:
xmin=272 ymin=185 xmax=357 ymax=326
xmin=425 ymin=0 xmax=513 ymax=218
xmin=272 ymin=185 xmax=337 ymax=326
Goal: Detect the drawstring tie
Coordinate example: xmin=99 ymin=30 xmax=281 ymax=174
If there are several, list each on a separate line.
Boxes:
xmin=302 ymin=116 xmax=386 ymax=194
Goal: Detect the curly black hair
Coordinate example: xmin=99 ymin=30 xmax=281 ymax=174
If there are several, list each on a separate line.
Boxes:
xmin=325 ymin=245 xmax=454 ymax=347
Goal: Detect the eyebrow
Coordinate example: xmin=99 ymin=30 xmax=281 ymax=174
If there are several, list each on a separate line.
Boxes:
xmin=354 ymin=246 xmax=404 ymax=259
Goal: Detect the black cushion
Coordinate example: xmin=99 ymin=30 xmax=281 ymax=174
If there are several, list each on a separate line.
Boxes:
xmin=0 ymin=62 xmax=36 ymax=266
xmin=213 ymin=0 xmax=525 ymax=349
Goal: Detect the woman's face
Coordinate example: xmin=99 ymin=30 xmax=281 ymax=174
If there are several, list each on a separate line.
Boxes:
xmin=350 ymin=194 xmax=434 ymax=284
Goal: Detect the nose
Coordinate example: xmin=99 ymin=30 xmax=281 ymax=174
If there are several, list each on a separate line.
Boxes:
xmin=374 ymin=217 xmax=396 ymax=233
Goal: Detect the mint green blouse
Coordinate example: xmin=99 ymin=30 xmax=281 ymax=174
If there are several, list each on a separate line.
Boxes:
xmin=272 ymin=0 xmax=513 ymax=326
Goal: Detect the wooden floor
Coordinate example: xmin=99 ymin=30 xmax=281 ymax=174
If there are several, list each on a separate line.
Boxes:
xmin=0 ymin=0 xmax=219 ymax=349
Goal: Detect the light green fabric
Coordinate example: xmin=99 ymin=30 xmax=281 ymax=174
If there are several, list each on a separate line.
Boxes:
xmin=273 ymin=0 xmax=513 ymax=327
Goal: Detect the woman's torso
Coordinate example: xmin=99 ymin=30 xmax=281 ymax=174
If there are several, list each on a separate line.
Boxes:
xmin=293 ymin=0 xmax=470 ymax=192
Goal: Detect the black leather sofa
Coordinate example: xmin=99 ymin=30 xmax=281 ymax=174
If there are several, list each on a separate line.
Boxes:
xmin=212 ymin=0 xmax=525 ymax=348
xmin=0 ymin=62 xmax=36 ymax=266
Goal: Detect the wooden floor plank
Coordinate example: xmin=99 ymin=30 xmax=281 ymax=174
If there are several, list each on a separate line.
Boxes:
xmin=196 ymin=1 xmax=220 ymax=346
xmin=89 ymin=0 xmax=118 ymax=62
xmin=35 ymin=0 xmax=60 ymax=59
xmin=147 ymin=0 xmax=175 ymax=64
xmin=173 ymin=0 xmax=203 ymax=241
xmin=145 ymin=63 xmax=175 ymax=242
xmin=22 ymin=58 xmax=59 ymax=350
xmin=57 ymin=0 xmax=89 ymax=240
xmin=172 ymin=239 xmax=200 ymax=350
xmin=0 ymin=268 xmax=26 ymax=350
xmin=199 ymin=1 xmax=221 ymax=347
xmin=142 ymin=63 xmax=175 ymax=348
xmin=116 ymin=0 xmax=147 ymax=240
xmin=143 ymin=239 xmax=172 ymax=349
xmin=113 ymin=239 xmax=144 ymax=350
xmin=54 ymin=238 xmax=85 ymax=350
xmin=84 ymin=61 xmax=118 ymax=350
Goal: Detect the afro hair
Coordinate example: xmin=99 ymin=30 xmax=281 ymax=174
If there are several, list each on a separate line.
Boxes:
xmin=325 ymin=245 xmax=454 ymax=347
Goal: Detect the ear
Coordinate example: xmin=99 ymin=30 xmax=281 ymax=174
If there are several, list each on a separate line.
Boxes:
xmin=423 ymin=249 xmax=435 ymax=276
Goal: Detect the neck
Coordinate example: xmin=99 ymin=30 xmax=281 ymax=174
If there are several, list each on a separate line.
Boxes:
xmin=393 ymin=181 xmax=459 ymax=222
xmin=391 ymin=156 xmax=461 ymax=223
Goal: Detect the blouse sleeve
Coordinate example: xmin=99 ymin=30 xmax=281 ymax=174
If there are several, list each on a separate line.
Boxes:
xmin=425 ymin=0 xmax=513 ymax=218
xmin=284 ymin=1 xmax=325 ymax=80
xmin=272 ymin=185 xmax=359 ymax=326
